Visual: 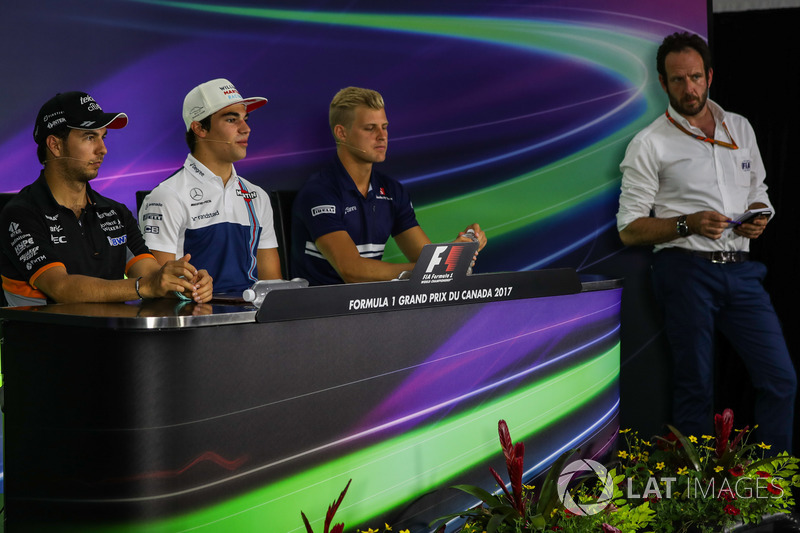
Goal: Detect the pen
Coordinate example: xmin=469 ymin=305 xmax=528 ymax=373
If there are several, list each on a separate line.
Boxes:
xmin=726 ymin=219 xmax=741 ymax=225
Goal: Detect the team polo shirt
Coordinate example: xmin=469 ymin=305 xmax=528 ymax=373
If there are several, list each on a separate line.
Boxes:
xmin=291 ymin=158 xmax=420 ymax=285
xmin=139 ymin=154 xmax=278 ymax=293
xmin=0 ymin=173 xmax=154 ymax=306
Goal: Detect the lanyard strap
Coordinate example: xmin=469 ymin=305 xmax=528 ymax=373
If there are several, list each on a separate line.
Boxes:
xmin=665 ymin=110 xmax=738 ymax=149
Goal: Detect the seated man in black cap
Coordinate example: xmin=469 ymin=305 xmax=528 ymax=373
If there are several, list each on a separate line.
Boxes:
xmin=0 ymin=91 xmax=213 ymax=306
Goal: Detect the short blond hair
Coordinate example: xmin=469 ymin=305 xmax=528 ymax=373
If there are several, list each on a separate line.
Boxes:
xmin=329 ymin=87 xmax=385 ymax=138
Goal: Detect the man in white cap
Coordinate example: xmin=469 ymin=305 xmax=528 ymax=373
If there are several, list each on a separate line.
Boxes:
xmin=139 ymin=78 xmax=281 ymax=294
xmin=0 ymin=91 xmax=213 ymax=306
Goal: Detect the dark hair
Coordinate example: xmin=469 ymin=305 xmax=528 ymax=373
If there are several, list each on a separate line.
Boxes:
xmin=37 ymin=127 xmax=70 ymax=164
xmin=185 ymin=115 xmax=212 ymax=152
xmin=656 ymin=32 xmax=712 ymax=79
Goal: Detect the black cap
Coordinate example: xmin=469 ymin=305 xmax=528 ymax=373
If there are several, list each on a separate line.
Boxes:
xmin=33 ymin=91 xmax=128 ymax=145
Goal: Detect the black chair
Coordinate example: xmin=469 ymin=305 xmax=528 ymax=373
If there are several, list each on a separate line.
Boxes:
xmin=0 ymin=192 xmax=16 ymax=214
xmin=135 ymin=190 xmax=151 ymax=216
xmin=269 ymin=190 xmax=297 ymax=279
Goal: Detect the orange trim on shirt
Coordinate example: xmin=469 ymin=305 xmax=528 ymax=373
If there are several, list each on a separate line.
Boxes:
xmin=125 ymin=253 xmax=156 ymax=275
xmin=28 ymin=262 xmax=66 ymax=287
xmin=2 ymin=273 xmax=50 ymax=300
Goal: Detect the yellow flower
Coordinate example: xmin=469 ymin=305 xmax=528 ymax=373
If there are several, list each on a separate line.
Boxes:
xmin=619 ymin=428 xmax=632 ymax=434
xmin=385 ymin=525 xmax=392 ymax=531
xmin=523 ymin=484 xmax=535 ymax=490
xmin=677 ymin=467 xmax=689 ymax=475
xmin=642 ymin=440 xmax=652 ymax=447
xmin=656 ymin=462 xmax=665 ymax=470
xmin=618 ymin=450 xmax=629 ymax=459
xmin=757 ymin=442 xmax=772 ymax=450
xmin=688 ymin=435 xmax=698 ymax=443
xmin=714 ymin=466 xmax=724 ymax=472
xmin=702 ymin=435 xmax=714 ymax=441
xmin=400 ymin=530 xmax=410 ymax=533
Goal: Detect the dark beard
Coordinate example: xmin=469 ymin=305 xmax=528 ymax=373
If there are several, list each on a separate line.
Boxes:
xmin=668 ymin=87 xmax=708 ymax=117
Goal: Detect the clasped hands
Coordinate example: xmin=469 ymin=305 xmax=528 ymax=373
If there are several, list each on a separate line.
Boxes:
xmin=140 ymin=254 xmax=213 ymax=302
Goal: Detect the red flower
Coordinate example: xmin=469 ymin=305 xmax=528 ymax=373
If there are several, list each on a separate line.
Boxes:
xmin=300 ymin=479 xmax=351 ymax=533
xmin=728 ymin=465 xmax=744 ymax=477
xmin=495 ymin=420 xmax=526 ymax=516
xmin=756 ymin=471 xmax=771 ymax=478
xmin=718 ymin=488 xmax=736 ymax=501
xmin=767 ymin=483 xmax=782 ymax=496
xmin=724 ymin=504 xmax=741 ymax=516
xmin=601 ymin=524 xmax=622 ymax=533
xmin=714 ymin=409 xmax=734 ymax=458
xmin=564 ymin=508 xmax=579 ymax=517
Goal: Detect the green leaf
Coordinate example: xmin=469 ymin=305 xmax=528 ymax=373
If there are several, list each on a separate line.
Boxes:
xmin=452 ymin=484 xmax=503 ymax=507
xmin=666 ymin=424 xmax=702 ymax=472
xmin=536 ymin=448 xmax=578 ymax=517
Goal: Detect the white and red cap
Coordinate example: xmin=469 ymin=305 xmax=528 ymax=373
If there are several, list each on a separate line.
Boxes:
xmin=182 ymin=78 xmax=267 ymax=130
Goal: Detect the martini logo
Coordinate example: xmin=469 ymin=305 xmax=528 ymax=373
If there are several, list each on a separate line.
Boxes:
xmin=237 ymin=189 xmax=258 ymax=200
xmin=557 ymin=459 xmax=615 ymax=516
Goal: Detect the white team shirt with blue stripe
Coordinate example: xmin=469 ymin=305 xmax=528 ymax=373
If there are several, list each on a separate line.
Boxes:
xmin=139 ymin=154 xmax=278 ymax=293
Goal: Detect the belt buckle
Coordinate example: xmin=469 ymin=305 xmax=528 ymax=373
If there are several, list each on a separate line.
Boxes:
xmin=710 ymin=251 xmax=727 ymax=264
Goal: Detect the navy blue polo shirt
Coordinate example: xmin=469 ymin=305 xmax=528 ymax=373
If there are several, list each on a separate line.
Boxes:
xmin=0 ymin=172 xmax=154 ymax=305
xmin=291 ymin=158 xmax=419 ymax=285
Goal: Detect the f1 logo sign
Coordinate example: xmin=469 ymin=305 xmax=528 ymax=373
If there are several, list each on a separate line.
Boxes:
xmin=425 ymin=245 xmax=449 ymax=273
xmin=425 ymin=245 xmax=464 ymax=273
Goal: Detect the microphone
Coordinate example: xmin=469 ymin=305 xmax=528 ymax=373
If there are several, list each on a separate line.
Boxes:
xmin=43 ymin=156 xmax=100 ymax=165
xmin=197 ymin=138 xmax=233 ymax=144
xmin=336 ymin=141 xmax=367 ymax=153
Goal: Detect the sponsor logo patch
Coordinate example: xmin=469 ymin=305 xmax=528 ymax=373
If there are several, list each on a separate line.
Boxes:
xmin=311 ymin=205 xmax=336 ymax=217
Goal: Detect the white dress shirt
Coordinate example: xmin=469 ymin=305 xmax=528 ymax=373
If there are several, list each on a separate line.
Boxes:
xmin=617 ymin=99 xmax=773 ymax=252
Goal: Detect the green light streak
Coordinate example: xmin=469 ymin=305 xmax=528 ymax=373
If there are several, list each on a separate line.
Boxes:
xmin=67 ymin=342 xmax=619 ymax=533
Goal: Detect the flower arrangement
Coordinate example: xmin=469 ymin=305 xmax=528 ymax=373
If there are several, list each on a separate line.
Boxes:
xmin=433 ymin=410 xmax=798 ymax=533
xmin=303 ymin=409 xmax=798 ymax=533
xmin=616 ymin=409 xmax=799 ymax=532
xmin=433 ymin=419 xmax=654 ymax=532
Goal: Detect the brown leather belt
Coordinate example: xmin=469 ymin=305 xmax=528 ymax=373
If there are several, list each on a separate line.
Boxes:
xmin=671 ymin=248 xmax=750 ymax=264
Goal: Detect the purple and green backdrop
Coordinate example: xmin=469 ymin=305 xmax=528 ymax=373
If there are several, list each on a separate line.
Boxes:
xmin=0 ymin=0 xmax=708 ymax=527
xmin=1 ymin=0 xmax=707 ymax=273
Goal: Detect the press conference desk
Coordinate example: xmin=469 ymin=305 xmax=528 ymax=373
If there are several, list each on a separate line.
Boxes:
xmin=0 ymin=270 xmax=622 ymax=532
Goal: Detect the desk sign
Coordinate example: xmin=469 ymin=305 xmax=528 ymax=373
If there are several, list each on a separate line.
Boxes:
xmin=257 ymin=243 xmax=581 ymax=323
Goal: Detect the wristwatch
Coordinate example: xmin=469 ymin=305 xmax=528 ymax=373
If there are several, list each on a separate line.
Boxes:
xmin=676 ymin=215 xmax=690 ymax=237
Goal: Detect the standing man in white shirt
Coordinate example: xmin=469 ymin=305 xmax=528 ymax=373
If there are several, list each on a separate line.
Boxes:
xmin=139 ymin=79 xmax=282 ymax=294
xmin=617 ymin=32 xmax=795 ymax=452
